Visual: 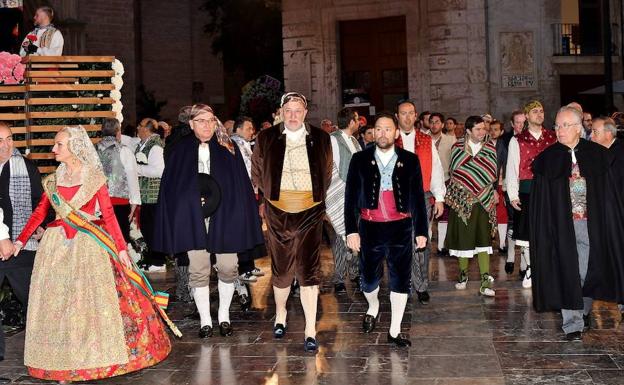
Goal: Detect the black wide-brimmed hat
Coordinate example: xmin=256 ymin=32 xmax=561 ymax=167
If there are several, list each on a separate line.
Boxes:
xmin=197 ymin=173 xmax=221 ymax=218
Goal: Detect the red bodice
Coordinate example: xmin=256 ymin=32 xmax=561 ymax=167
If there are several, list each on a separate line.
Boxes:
xmin=17 ymin=185 xmax=127 ymax=251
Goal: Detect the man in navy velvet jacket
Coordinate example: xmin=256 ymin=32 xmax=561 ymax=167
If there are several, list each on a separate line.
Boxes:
xmin=344 ymin=111 xmax=428 ymax=347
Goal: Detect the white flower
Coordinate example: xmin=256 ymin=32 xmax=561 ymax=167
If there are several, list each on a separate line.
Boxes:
xmin=110 ymin=89 xmax=121 ymax=101
xmin=112 ymin=100 xmax=123 ymax=113
xmin=112 ymin=59 xmax=125 ymax=76
xmin=136 ymin=152 xmax=148 ymax=164
xmin=111 ymin=75 xmax=123 ymax=90
xmin=116 ymin=111 xmax=124 ymax=124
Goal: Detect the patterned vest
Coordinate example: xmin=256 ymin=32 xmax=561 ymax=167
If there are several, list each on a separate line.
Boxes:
xmin=135 ymin=135 xmax=163 ymax=204
xmin=517 ymin=128 xmax=557 ymax=181
xmin=415 ymin=131 xmax=433 ymax=192
xmin=330 ymin=130 xmax=361 ymax=181
xmin=96 ymin=137 xmax=129 ymax=200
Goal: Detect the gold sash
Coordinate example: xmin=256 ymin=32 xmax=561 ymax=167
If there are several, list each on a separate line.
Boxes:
xmin=269 ymin=190 xmax=319 ymax=213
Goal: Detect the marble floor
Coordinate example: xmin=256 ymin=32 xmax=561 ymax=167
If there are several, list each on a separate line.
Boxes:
xmin=1 ymin=244 xmax=624 ymax=385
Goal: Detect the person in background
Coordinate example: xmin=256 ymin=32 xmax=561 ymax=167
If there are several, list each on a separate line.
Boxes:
xmin=19 ymin=6 xmax=63 ymax=57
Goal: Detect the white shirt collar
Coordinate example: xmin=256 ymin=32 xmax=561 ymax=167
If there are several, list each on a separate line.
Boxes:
xmin=468 ymin=140 xmax=482 ymax=155
xmin=283 ymin=124 xmax=306 ymax=141
xmin=375 ymin=146 xmax=395 ymax=167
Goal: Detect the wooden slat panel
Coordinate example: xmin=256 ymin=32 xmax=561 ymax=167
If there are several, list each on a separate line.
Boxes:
xmin=27 ymin=56 xmax=114 ymax=63
xmin=28 ymin=97 xmax=113 ymax=105
xmin=0 ymin=113 xmax=25 ymax=120
xmin=10 ymin=126 xmax=26 ymax=134
xmin=27 ymin=70 xmax=115 ymax=77
xmin=0 ymin=100 xmax=25 ymax=107
xmin=38 ymin=166 xmax=57 ymax=174
xmin=29 ymin=111 xmax=115 ymax=119
xmin=27 ymin=84 xmax=114 ymax=91
xmin=0 ymin=85 xmax=26 ymax=93
xmin=29 ymin=137 xmax=101 ymax=146
xmin=13 ymin=140 xmax=27 ymax=147
xmin=30 ymin=63 xmax=79 ymax=69
xmin=27 ymin=153 xmax=56 ymax=159
xmin=29 ymin=124 xmax=100 ymax=132
xmin=31 ymin=77 xmax=79 ymax=84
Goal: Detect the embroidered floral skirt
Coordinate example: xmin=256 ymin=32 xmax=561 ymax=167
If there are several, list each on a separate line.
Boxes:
xmin=24 ymin=227 xmax=171 ymax=382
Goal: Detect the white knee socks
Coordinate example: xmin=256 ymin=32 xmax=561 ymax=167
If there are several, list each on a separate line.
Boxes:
xmin=520 ymin=246 xmax=530 ymax=271
xmin=273 ymin=285 xmax=291 ymax=325
xmin=437 ymin=222 xmax=448 ymax=250
xmin=218 ymin=280 xmax=235 ymax=324
xmin=497 ymin=224 xmax=507 ymax=249
xmin=300 ymin=285 xmax=319 ymax=339
xmin=193 ymin=285 xmax=212 ymax=327
xmin=389 ymin=291 xmax=408 ymax=338
xmin=363 ymin=286 xmax=380 ymax=317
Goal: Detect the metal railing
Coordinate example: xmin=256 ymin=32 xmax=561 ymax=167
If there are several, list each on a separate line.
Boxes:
xmin=553 ymin=23 xmax=583 ymax=55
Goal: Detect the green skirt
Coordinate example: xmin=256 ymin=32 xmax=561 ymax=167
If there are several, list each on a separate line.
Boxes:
xmin=445 ymin=204 xmax=492 ymax=258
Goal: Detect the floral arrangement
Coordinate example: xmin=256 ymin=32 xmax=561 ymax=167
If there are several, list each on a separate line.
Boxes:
xmin=0 ymin=51 xmax=25 ymax=85
xmin=110 ymin=59 xmax=124 ymax=123
xmin=239 ymin=75 xmax=282 ymax=122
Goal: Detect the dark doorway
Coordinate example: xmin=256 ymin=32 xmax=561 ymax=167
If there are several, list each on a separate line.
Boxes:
xmin=560 ymin=74 xmax=604 ymax=115
xmin=578 ymin=0 xmax=602 ymax=55
xmin=339 ymin=16 xmax=408 ymax=116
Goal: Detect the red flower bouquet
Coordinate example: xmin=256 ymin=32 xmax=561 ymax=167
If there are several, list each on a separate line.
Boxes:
xmin=26 ymin=34 xmax=37 ymax=43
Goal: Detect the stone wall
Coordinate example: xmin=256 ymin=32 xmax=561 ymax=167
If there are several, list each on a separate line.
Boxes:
xmin=282 ymin=0 xmax=623 ymax=125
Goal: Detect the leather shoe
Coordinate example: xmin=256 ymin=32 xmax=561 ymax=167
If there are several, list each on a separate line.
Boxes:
xmin=334 ymin=282 xmax=346 ymax=293
xmin=362 ymin=314 xmax=377 ymax=333
xmin=504 ymin=262 xmax=514 ymax=274
xmin=219 ymin=321 xmax=233 ymax=337
xmin=416 ymin=291 xmax=430 ymax=305
xmin=273 ymin=323 xmax=287 ymax=339
xmin=0 ymin=378 xmax=10 ymax=384
xmin=565 ymin=331 xmax=582 ymax=341
xmin=304 ymin=336 xmax=319 ymax=352
xmin=239 ymin=294 xmax=251 ymax=312
xmin=198 ymin=325 xmax=213 ymax=338
xmin=387 ymin=332 xmax=412 ymax=347
xmin=583 ymin=314 xmax=591 ymax=332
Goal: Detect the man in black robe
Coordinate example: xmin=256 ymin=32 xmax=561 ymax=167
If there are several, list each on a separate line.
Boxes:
xmin=591 ymin=116 xmax=624 ymax=319
xmin=530 ymin=106 xmax=616 ymax=341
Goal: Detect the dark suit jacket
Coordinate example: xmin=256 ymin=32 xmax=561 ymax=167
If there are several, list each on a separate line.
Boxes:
xmin=344 ymin=146 xmax=428 ymax=237
xmin=252 ymin=123 xmax=332 ymax=203
xmin=0 ymin=156 xmax=44 ymax=240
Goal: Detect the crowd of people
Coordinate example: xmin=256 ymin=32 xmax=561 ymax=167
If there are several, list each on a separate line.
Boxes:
xmin=1 ymin=90 xmax=624 ymax=382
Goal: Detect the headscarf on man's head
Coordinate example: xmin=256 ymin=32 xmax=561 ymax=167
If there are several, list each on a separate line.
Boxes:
xmin=187 ymin=104 xmax=235 ymax=155
xmin=523 ymin=100 xmax=543 ymax=114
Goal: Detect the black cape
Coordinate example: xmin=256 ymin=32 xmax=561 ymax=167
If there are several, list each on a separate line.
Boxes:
xmin=606 ymin=138 xmax=624 ymax=304
xmin=153 ymin=134 xmax=264 ymax=255
xmin=530 ymin=139 xmax=616 ymax=312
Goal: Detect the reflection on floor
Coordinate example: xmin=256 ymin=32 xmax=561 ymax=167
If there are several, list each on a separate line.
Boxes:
xmin=2 ymin=244 xmax=623 ymax=385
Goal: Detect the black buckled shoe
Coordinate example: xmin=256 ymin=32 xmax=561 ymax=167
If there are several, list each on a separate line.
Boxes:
xmin=239 ymin=294 xmax=251 ymax=312
xmin=387 ymin=332 xmax=412 ymax=347
xmin=198 ymin=325 xmax=213 ymax=338
xmin=273 ymin=323 xmax=287 ymax=339
xmin=304 ymin=337 xmax=319 ymax=352
xmin=565 ymin=331 xmax=582 ymax=341
xmin=504 ymin=262 xmax=514 ymax=274
xmin=583 ymin=314 xmax=591 ymax=332
xmin=362 ymin=314 xmax=377 ymax=333
xmin=219 ymin=321 xmax=234 ymax=337
xmin=334 ymin=282 xmax=346 ymax=293
xmin=416 ymin=291 xmax=430 ymax=305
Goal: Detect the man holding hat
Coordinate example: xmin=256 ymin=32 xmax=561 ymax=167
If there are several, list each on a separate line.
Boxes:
xmin=505 ymin=100 xmax=556 ymax=288
xmin=154 ymin=104 xmax=264 ymax=339
xmin=252 ymin=92 xmax=332 ymax=352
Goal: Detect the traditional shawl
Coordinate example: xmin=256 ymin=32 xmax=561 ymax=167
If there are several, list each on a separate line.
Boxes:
xmin=8 ymin=148 xmax=36 ymax=250
xmin=445 ymin=138 xmax=498 ymax=231
xmin=38 ymin=25 xmax=58 ymax=48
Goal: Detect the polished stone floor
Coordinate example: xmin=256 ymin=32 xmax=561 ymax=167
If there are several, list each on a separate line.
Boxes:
xmin=1 ymin=241 xmax=624 ymax=384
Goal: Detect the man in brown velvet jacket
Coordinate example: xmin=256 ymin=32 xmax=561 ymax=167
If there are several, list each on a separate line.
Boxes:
xmin=252 ymin=92 xmax=332 ymax=353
